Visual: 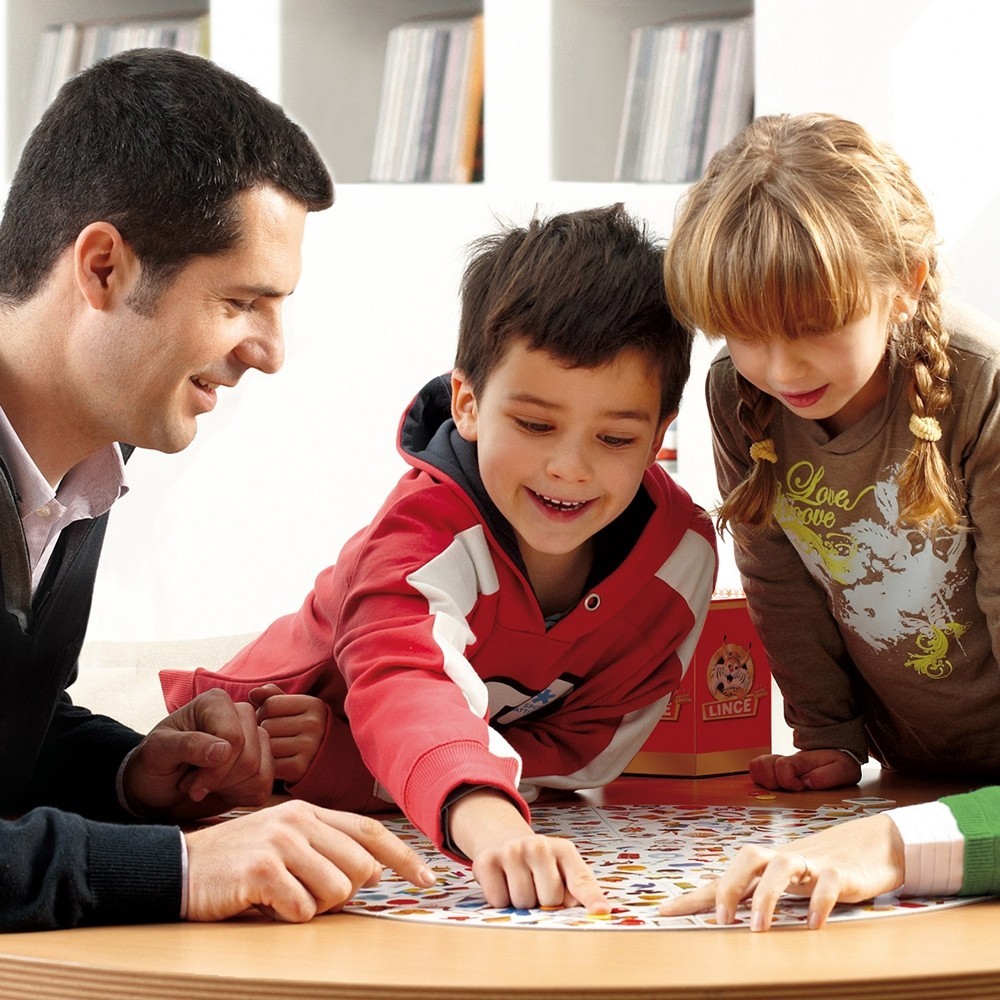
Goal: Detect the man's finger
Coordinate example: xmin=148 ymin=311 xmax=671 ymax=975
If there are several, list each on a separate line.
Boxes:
xmin=176 ymin=689 xmax=246 ymax=745
xmin=188 ymin=702 xmax=268 ymax=798
xmin=323 ymin=811 xmax=436 ymax=888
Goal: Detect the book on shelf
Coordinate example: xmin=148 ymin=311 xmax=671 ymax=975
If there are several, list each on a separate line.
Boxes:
xmin=29 ymin=13 xmax=210 ymax=127
xmin=370 ymin=13 xmax=484 ymax=184
xmin=614 ymin=14 xmax=753 ymax=184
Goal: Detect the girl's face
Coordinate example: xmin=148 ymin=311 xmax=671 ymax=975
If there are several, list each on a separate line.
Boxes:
xmin=724 ymin=299 xmax=892 ymax=437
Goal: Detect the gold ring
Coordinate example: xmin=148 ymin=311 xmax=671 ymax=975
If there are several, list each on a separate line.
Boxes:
xmin=795 ymin=855 xmax=813 ymax=885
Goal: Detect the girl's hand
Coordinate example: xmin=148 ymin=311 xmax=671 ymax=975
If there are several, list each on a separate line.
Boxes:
xmin=750 ymin=748 xmax=862 ymax=791
xmin=658 ymin=813 xmax=905 ymax=931
xmin=249 ymin=684 xmax=329 ymax=784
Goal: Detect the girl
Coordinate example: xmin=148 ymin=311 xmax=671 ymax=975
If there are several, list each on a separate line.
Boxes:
xmin=660 ymin=112 xmax=1000 ymax=927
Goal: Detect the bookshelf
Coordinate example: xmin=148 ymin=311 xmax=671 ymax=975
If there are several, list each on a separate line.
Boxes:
xmin=3 ymin=0 xmax=752 ymax=186
xmin=2 ymin=0 xmax=207 ymax=179
xmin=0 ymin=0 xmax=994 ymax=646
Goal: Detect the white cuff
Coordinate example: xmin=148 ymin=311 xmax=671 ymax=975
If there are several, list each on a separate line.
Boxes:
xmin=885 ymin=801 xmax=964 ymax=896
xmin=179 ymin=830 xmax=190 ymax=919
xmin=116 ymin=747 xmax=142 ymax=816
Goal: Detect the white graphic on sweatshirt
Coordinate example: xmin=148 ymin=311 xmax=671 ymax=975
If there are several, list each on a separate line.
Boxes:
xmin=775 ymin=461 xmax=969 ymax=678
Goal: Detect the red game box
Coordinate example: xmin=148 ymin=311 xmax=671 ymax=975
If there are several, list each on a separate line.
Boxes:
xmin=626 ymin=594 xmax=771 ymax=777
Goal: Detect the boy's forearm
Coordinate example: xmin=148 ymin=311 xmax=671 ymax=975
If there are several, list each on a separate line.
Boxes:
xmin=447 ymin=787 xmax=534 ymax=859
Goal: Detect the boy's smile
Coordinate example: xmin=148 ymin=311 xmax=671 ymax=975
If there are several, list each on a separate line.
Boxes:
xmin=452 ymin=341 xmax=669 ymax=608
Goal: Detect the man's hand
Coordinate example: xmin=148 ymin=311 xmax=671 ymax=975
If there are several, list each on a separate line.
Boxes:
xmin=123 ymin=688 xmax=274 ymax=820
xmin=658 ymin=813 xmax=905 ymax=931
xmin=185 ymin=800 xmax=437 ymax=922
xmin=749 ymin=749 xmax=862 ymax=791
xmin=249 ymin=684 xmax=327 ymax=785
xmin=449 ymin=788 xmax=609 ymax=914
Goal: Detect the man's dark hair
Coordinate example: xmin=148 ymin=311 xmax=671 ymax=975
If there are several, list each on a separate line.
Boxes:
xmin=0 ymin=48 xmax=334 ymax=305
xmin=455 ymin=204 xmax=691 ymax=419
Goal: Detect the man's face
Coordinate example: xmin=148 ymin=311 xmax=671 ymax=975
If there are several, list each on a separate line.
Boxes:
xmin=77 ymin=185 xmax=307 ymax=455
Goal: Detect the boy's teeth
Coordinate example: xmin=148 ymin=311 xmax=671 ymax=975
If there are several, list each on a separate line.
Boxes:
xmin=540 ymin=494 xmax=584 ymax=510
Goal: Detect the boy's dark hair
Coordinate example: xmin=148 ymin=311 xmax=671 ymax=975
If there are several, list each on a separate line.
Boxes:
xmin=456 ymin=204 xmax=690 ymax=419
xmin=0 ymin=48 xmax=334 ymax=307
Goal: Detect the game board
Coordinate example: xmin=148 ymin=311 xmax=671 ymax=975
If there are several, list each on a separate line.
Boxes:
xmin=344 ymin=801 xmax=988 ymax=930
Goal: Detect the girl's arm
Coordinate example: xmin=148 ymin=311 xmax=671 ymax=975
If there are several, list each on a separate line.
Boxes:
xmin=708 ymin=358 xmax=870 ymax=763
xmin=938 ymin=786 xmax=1000 ymax=895
xmin=659 ymin=785 xmax=1000 ymax=931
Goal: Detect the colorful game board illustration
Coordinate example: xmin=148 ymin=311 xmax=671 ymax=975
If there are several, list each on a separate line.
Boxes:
xmin=345 ymin=802 xmax=988 ymax=930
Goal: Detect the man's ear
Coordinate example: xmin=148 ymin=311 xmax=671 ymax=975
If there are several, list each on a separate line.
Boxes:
xmin=646 ymin=410 xmax=677 ymax=468
xmin=73 ymin=222 xmax=137 ymax=310
xmin=451 ymin=370 xmax=479 ymax=442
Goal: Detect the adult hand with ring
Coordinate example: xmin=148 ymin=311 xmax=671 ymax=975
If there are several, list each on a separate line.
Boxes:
xmin=658 ymin=813 xmax=906 ymax=931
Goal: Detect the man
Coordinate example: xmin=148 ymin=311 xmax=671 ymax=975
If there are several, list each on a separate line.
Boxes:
xmin=0 ymin=48 xmax=433 ymax=932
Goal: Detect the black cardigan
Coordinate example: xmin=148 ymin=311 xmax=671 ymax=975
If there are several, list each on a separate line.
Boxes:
xmin=0 ymin=451 xmax=183 ymax=930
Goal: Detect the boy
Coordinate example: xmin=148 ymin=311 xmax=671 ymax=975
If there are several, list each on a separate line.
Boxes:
xmin=162 ymin=204 xmax=717 ymax=911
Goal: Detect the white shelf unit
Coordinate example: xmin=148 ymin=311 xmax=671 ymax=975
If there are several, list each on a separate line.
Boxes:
xmin=1 ymin=0 xmax=208 ymax=179
xmin=3 ymin=0 xmax=752 ymax=186
xmin=485 ymin=0 xmax=751 ymax=185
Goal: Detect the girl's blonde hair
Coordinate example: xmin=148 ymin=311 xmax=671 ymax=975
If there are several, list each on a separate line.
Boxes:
xmin=664 ymin=112 xmax=959 ymax=538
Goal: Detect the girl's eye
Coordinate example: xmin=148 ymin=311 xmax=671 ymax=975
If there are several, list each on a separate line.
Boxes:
xmin=514 ymin=418 xmax=552 ymax=434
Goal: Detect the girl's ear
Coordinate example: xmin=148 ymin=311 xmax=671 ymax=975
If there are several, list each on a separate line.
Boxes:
xmin=451 ymin=370 xmax=479 ymax=442
xmin=895 ymin=258 xmax=929 ymax=319
xmin=73 ymin=222 xmax=137 ymax=310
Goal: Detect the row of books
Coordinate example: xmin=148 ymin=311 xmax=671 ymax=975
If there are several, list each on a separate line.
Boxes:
xmin=30 ymin=15 xmax=209 ymax=127
xmin=614 ymin=15 xmax=754 ymax=184
xmin=369 ymin=14 xmax=484 ymax=184
xmin=28 ymin=11 xmax=750 ymax=188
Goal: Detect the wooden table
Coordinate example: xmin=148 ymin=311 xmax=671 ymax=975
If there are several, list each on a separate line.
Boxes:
xmin=1 ymin=770 xmax=997 ymax=1000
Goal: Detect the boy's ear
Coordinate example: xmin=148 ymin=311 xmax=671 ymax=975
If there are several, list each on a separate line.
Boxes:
xmin=451 ymin=370 xmax=479 ymax=442
xmin=73 ymin=222 xmax=138 ymax=310
xmin=646 ymin=410 xmax=677 ymax=468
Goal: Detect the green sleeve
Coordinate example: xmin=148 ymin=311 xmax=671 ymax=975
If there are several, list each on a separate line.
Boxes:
xmin=941 ymin=786 xmax=1000 ymax=895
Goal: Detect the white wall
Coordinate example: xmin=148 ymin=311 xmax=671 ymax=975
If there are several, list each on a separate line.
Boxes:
xmin=89 ymin=182 xmax=717 ymax=641
xmin=755 ymin=0 xmax=1000 ymax=322
xmin=88 ymin=0 xmax=998 ymax=653
xmin=90 ymin=184 xmax=491 ymax=640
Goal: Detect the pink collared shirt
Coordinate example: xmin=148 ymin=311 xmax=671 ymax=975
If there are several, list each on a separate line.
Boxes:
xmin=0 ymin=406 xmax=127 ymax=594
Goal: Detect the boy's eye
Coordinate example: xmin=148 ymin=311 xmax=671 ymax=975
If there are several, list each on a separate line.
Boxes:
xmin=601 ymin=435 xmax=636 ymax=449
xmin=514 ymin=417 xmax=553 ymax=434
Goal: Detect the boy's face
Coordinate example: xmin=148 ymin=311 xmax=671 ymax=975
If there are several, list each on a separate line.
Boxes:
xmin=452 ymin=340 xmax=670 ymax=581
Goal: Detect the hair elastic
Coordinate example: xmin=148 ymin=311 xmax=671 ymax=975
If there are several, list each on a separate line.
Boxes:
xmin=909 ymin=413 xmax=942 ymax=442
xmin=897 ymin=312 xmax=909 ymax=323
xmin=749 ymin=439 xmax=778 ymax=464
